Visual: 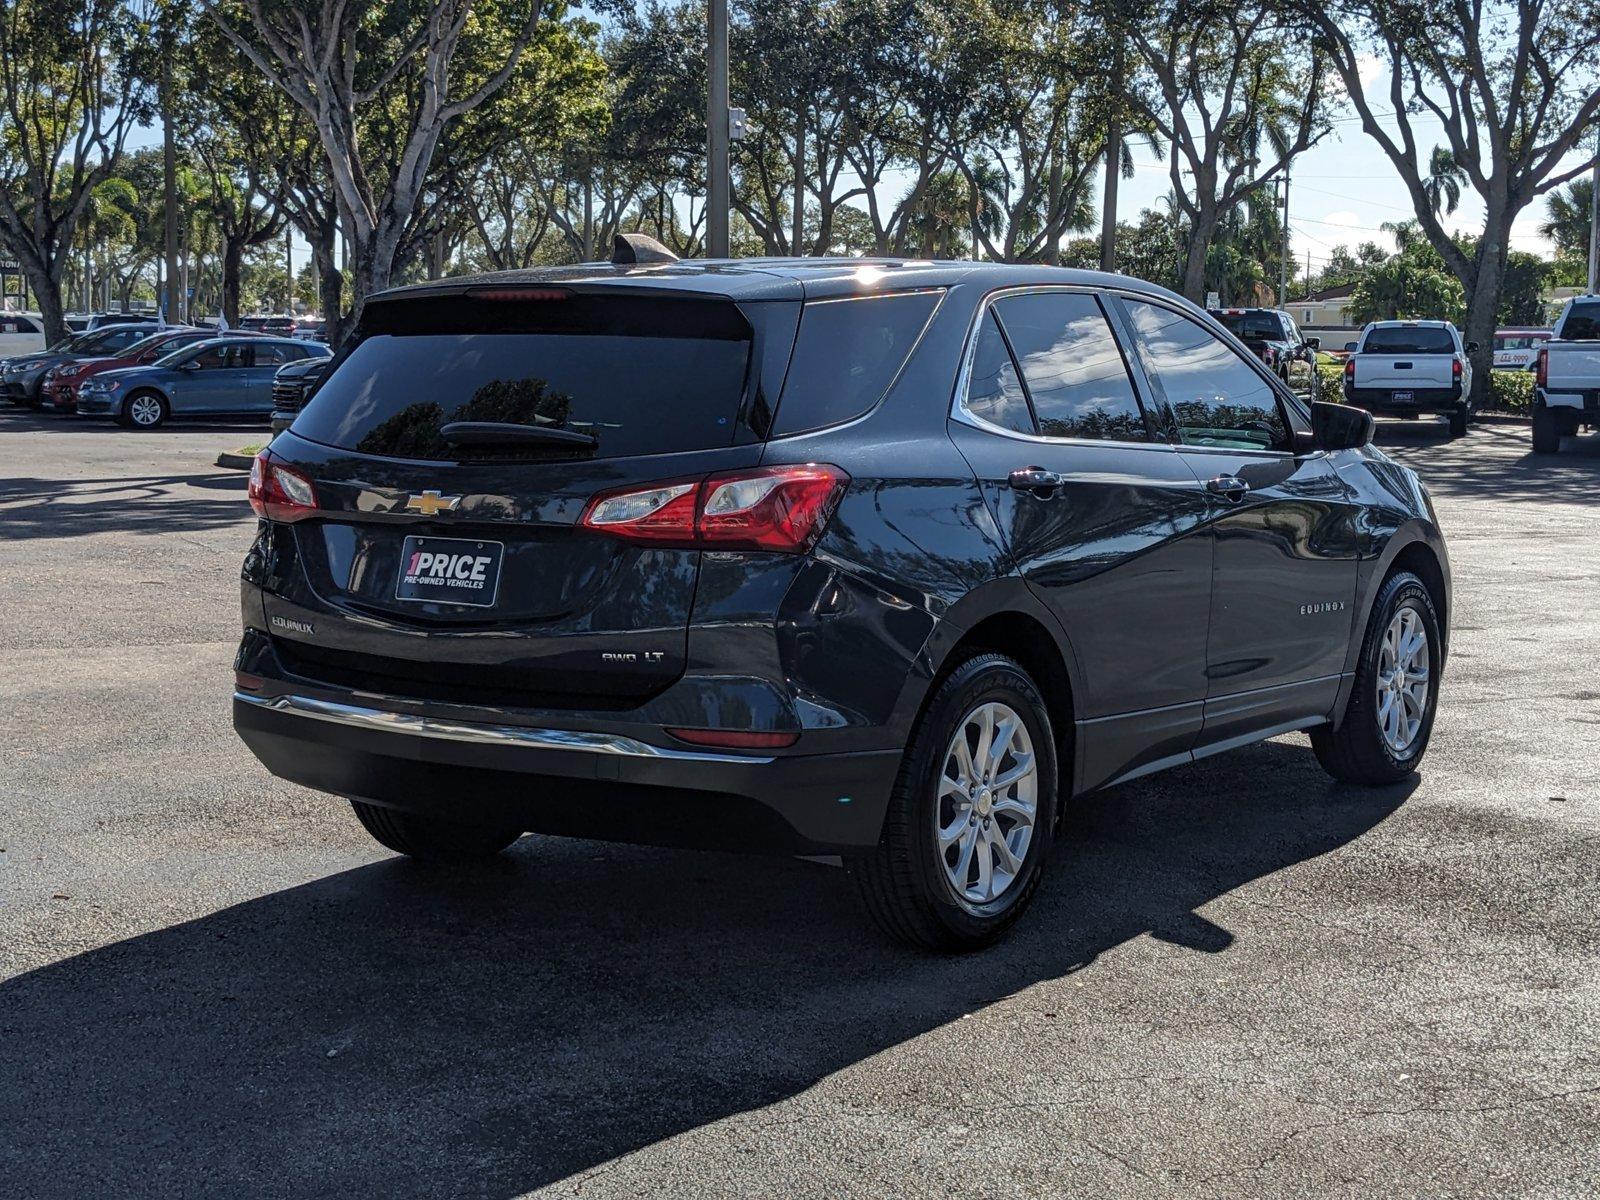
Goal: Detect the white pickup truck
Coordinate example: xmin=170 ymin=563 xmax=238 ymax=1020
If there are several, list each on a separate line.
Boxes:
xmin=1342 ymin=320 xmax=1475 ymax=437
xmin=1532 ymin=296 xmax=1600 ymax=454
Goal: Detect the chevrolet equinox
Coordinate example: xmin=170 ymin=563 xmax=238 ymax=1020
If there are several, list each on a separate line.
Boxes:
xmin=234 ymin=241 xmax=1450 ymax=951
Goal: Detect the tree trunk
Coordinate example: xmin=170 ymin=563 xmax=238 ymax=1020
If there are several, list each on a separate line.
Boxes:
xmin=1181 ymin=207 xmax=1217 ymax=302
xmin=793 ymin=106 xmax=805 ymax=256
xmin=28 ymin=262 xmax=67 ymax=345
xmin=1462 ymin=238 xmax=1505 ymax=410
xmin=221 ymin=238 xmax=245 ymax=326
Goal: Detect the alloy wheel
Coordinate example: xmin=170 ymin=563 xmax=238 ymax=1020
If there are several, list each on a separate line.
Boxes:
xmin=129 ymin=395 xmax=163 ymax=427
xmin=1376 ymin=607 xmax=1430 ymax=754
xmin=936 ymin=700 xmax=1038 ymax=905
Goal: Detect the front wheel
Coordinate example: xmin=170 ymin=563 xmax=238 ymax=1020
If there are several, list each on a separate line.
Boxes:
xmin=849 ymin=653 xmax=1057 ymax=952
xmin=1312 ymin=571 xmax=1442 ymax=785
xmin=350 ymin=800 xmax=523 ymax=862
xmin=122 ymin=391 xmax=168 ymax=430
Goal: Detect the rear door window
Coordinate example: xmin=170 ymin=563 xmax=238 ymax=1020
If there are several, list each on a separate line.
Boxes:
xmin=293 ymin=293 xmax=755 ymax=461
xmin=770 ymin=291 xmax=940 ymax=436
xmin=1361 ymin=326 xmax=1457 ymax=354
xmin=1122 ymin=299 xmax=1288 ymax=452
xmin=991 ymin=292 xmax=1150 ymax=442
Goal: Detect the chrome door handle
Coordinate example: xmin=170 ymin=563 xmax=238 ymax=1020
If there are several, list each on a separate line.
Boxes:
xmin=1206 ymin=475 xmax=1250 ymax=501
xmin=1008 ymin=466 xmax=1066 ymax=490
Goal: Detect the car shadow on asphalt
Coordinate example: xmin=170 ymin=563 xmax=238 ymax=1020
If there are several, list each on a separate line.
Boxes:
xmin=1375 ymin=421 xmax=1600 ymax=505
xmin=0 ymin=472 xmax=250 ymax=540
xmin=0 ymin=740 xmax=1413 ymax=1198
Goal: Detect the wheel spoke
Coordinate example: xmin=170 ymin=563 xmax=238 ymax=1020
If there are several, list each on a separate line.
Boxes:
xmin=972 ymin=831 xmax=994 ymax=899
xmin=939 ymin=811 xmax=971 ymax=848
xmin=991 ymin=796 xmax=1035 ymax=826
xmin=951 ymin=826 xmax=978 ymax=887
xmin=951 ymin=736 xmax=975 ymax=786
xmin=986 ymin=715 xmax=1018 ymax=777
xmin=990 ymin=753 xmax=1035 ymax=792
xmin=972 ymin=706 xmax=995 ymax=777
xmin=991 ymin=830 xmax=1024 ymax=875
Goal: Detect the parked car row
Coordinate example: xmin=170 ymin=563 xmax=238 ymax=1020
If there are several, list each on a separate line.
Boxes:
xmin=1 ymin=325 xmax=329 ymax=428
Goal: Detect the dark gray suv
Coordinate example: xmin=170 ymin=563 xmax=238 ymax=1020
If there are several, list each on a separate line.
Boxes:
xmin=233 ymin=247 xmax=1450 ymax=950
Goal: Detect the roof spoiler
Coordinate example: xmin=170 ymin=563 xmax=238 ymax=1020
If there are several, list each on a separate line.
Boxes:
xmin=612 ymin=233 xmax=679 ymax=266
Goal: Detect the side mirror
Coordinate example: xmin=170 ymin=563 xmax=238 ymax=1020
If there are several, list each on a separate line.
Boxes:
xmin=1305 ymin=336 xmax=1321 ymax=350
xmin=1344 ymin=341 xmax=1357 ymax=352
xmin=1310 ymin=400 xmax=1374 ymax=451
xmin=178 ymin=360 xmax=200 ymax=371
xmin=1465 ymin=341 xmax=1479 ymax=353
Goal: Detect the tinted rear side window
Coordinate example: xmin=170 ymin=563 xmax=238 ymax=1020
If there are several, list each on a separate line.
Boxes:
xmin=963 ymin=310 xmax=1033 ymax=434
xmin=1560 ymin=302 xmax=1600 ymax=340
xmin=770 ymin=291 xmax=940 ymax=436
xmin=992 ymin=292 xmax=1148 ymax=441
xmin=1362 ymin=326 xmax=1456 ymax=354
xmin=292 ymin=294 xmax=753 ymax=461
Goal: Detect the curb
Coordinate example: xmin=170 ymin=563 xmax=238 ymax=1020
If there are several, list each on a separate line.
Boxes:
xmin=1472 ymin=412 xmax=1531 ymax=425
xmin=215 ymin=451 xmax=256 ymax=470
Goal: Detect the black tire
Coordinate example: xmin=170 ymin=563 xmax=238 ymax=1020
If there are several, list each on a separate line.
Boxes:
xmin=849 ymin=653 xmax=1057 ymax=952
xmin=1531 ymin=404 xmax=1561 ymax=454
xmin=1312 ymin=570 xmax=1442 ymax=785
xmin=1447 ymin=407 xmax=1468 ymax=438
xmin=121 ymin=390 xmax=168 ymax=429
xmin=350 ymin=800 xmax=522 ymax=862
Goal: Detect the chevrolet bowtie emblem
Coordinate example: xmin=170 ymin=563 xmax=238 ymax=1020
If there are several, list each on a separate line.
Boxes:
xmin=404 ymin=490 xmax=462 ymax=516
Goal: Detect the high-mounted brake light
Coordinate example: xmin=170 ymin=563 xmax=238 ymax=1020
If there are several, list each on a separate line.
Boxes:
xmin=579 ymin=464 xmax=849 ymax=553
xmin=466 ymin=286 xmax=571 ymax=302
xmin=248 ymin=450 xmax=319 ymax=522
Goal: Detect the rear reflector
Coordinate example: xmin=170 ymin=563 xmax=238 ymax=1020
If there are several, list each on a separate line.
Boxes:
xmin=579 ymin=464 xmax=849 ymax=553
xmin=248 ymin=450 xmax=319 ymax=522
xmin=666 ymin=727 xmax=800 ymax=750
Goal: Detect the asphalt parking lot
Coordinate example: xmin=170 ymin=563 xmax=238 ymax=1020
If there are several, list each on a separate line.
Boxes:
xmin=2 ymin=408 xmax=1597 ymax=1198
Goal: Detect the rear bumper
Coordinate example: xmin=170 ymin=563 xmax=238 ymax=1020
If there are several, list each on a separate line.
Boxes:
xmin=233 ymin=689 xmax=900 ymax=855
xmin=1343 ymin=384 xmax=1462 ymax=414
xmin=1537 ymin=387 xmax=1600 ymax=414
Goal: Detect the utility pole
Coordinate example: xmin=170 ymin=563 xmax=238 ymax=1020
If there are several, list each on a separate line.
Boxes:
xmin=161 ymin=38 xmax=179 ymax=324
xmin=1099 ymin=36 xmax=1124 ymax=273
xmin=706 ymin=0 xmax=730 ymax=258
xmin=1279 ymin=170 xmax=1291 ymax=307
xmin=1587 ymin=123 xmax=1600 ymax=293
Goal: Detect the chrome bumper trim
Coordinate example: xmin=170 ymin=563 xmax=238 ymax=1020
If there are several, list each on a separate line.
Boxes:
xmin=233 ymin=690 xmax=776 ymax=765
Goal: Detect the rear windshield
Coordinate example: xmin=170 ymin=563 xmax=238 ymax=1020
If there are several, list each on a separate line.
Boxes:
xmin=1362 ymin=326 xmax=1456 ymax=354
xmin=1212 ymin=311 xmax=1285 ymax=340
xmin=1560 ymin=302 xmax=1600 ymax=340
xmin=292 ymin=294 xmax=753 ymax=461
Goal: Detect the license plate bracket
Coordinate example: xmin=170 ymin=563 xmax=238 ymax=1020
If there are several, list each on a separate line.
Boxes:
xmin=1392 ymin=389 xmax=1415 ymax=402
xmin=395 ymin=536 xmax=504 ymax=607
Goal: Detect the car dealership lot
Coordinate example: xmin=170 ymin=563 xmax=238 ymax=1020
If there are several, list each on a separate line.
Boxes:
xmin=2 ymin=410 xmax=1597 ymax=1197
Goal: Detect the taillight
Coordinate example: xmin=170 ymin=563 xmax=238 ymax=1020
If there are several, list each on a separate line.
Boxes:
xmin=1536 ymin=348 xmax=1548 ymax=388
xmin=248 ymin=450 xmax=319 ymax=522
xmin=1344 ymin=359 xmax=1356 ymax=382
xmin=1452 ymin=357 xmax=1463 ymax=380
xmin=579 ymin=464 xmax=849 ymax=553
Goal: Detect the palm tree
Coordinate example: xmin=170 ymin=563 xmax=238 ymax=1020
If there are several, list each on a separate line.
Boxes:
xmin=1422 ymin=146 xmax=1466 ymax=217
xmin=1540 ymin=179 xmax=1594 ymax=258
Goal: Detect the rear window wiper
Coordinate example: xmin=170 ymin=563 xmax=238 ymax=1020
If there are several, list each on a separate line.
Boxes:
xmin=438 ymin=421 xmax=598 ymax=450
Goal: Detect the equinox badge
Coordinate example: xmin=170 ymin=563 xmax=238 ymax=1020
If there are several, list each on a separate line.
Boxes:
xmin=404 ymin=490 xmax=462 ymax=516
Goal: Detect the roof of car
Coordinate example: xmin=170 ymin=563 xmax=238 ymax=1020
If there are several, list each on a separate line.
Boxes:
xmin=1364 ymin=319 xmax=1454 ymax=328
xmin=368 ymin=257 xmax=1188 ymax=306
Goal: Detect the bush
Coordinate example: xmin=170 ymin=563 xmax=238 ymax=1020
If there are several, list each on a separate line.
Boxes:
xmin=1487 ymin=369 xmax=1533 ymax=413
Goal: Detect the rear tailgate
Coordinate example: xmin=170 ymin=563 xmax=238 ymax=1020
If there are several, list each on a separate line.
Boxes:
xmin=1352 ymin=353 xmax=1454 ymax=390
xmin=258 ymin=287 xmax=799 ymax=710
xmin=1543 ymin=343 xmax=1600 ymax=392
